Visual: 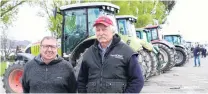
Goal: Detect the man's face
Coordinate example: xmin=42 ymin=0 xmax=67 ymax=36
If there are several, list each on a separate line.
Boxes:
xmin=95 ymin=24 xmax=114 ymax=44
xmin=40 ymin=39 xmax=58 ymax=60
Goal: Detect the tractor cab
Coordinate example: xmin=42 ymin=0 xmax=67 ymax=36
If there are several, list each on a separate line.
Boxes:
xmin=164 ymin=34 xmax=182 ymax=45
xmin=56 ymin=2 xmax=119 ymax=56
xmin=143 ymin=25 xmax=161 ymax=41
xmin=116 ymin=15 xmax=137 ymax=38
xmin=116 ymin=15 xmax=143 ymax=51
xmin=136 ymin=28 xmax=151 ymax=43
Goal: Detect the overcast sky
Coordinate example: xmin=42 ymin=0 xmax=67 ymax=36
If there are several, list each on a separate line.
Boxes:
xmin=162 ymin=0 xmax=208 ymax=43
xmin=7 ymin=0 xmax=208 ymax=43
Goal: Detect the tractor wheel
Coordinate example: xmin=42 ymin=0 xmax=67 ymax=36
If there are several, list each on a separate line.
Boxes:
xmin=155 ymin=44 xmax=174 ymax=72
xmin=138 ymin=50 xmax=152 ymax=79
xmin=137 ymin=50 xmax=147 ymax=81
xmin=174 ymin=47 xmax=187 ymax=66
xmin=73 ymin=48 xmax=89 ymax=79
xmin=2 ymin=61 xmax=25 ymax=93
xmin=149 ymin=52 xmax=159 ymax=76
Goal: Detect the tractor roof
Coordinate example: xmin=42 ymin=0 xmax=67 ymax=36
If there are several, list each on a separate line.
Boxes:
xmin=116 ymin=15 xmax=137 ymax=23
xmin=163 ymin=32 xmax=182 ymax=37
xmin=144 ymin=25 xmax=159 ymax=29
xmin=136 ymin=28 xmax=149 ymax=32
xmin=163 ymin=34 xmax=182 ymax=37
xmin=60 ymin=2 xmax=119 ymax=11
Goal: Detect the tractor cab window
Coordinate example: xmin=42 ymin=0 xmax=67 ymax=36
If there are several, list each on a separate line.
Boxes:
xmin=142 ymin=31 xmax=148 ymax=42
xmin=151 ymin=29 xmax=158 ymax=40
xmin=173 ymin=36 xmax=181 ymax=44
xmin=118 ymin=19 xmax=127 ymax=35
xmin=164 ymin=36 xmax=173 ymax=43
xmin=63 ymin=9 xmax=87 ymax=54
xmin=145 ymin=30 xmax=151 ymax=42
xmin=88 ymin=8 xmax=100 ymax=36
xmin=136 ymin=31 xmax=142 ymax=39
xmin=127 ymin=21 xmax=136 ymax=37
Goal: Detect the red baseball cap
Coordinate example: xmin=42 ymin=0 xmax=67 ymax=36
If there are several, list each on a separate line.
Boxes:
xmin=93 ymin=16 xmax=113 ymax=27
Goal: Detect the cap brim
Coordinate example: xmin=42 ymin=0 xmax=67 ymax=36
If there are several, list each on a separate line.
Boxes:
xmin=93 ymin=22 xmax=110 ymax=27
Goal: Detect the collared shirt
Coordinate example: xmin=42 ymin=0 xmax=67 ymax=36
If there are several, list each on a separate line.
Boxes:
xmin=98 ymin=41 xmax=112 ymax=62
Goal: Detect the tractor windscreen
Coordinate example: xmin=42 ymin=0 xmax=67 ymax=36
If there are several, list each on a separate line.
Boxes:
xmin=164 ymin=35 xmax=181 ymax=45
xmin=148 ymin=28 xmax=158 ymax=41
xmin=144 ymin=30 xmax=151 ymax=42
xmin=128 ymin=21 xmax=137 ymax=37
xmin=136 ymin=31 xmax=142 ymax=39
xmin=63 ymin=8 xmax=117 ymax=54
xmin=118 ymin=19 xmax=128 ymax=35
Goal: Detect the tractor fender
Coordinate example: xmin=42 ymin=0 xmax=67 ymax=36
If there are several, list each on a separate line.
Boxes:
xmin=174 ymin=45 xmax=185 ymax=50
xmin=15 ymin=53 xmax=35 ymax=61
xmin=151 ymin=40 xmax=175 ymax=49
xmin=70 ymin=38 xmax=96 ymax=62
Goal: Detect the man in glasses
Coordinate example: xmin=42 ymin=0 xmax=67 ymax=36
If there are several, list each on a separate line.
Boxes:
xmin=22 ymin=36 xmax=77 ymax=93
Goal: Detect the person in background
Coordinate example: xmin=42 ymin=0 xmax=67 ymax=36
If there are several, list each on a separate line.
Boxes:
xmin=193 ymin=44 xmax=201 ymax=67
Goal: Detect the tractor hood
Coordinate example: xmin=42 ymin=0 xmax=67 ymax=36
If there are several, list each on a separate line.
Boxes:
xmin=151 ymin=39 xmax=175 ymax=49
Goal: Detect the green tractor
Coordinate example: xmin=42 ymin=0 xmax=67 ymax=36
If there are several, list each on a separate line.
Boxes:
xmin=136 ymin=28 xmax=167 ymax=74
xmin=115 ymin=15 xmax=159 ymax=78
xmin=143 ymin=25 xmax=176 ymax=71
xmin=2 ymin=2 xmax=145 ymax=93
xmin=163 ymin=33 xmax=189 ymax=66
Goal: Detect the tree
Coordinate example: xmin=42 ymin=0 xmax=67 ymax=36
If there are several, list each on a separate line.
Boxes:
xmin=0 ymin=0 xmax=26 ymax=25
xmin=0 ymin=25 xmax=14 ymax=61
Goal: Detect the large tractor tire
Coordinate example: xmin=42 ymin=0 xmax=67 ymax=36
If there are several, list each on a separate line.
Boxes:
xmin=2 ymin=61 xmax=25 ymax=93
xmin=74 ymin=48 xmax=89 ymax=79
xmin=154 ymin=44 xmax=175 ymax=72
xmin=137 ymin=50 xmax=148 ymax=81
xmin=175 ymin=47 xmax=187 ymax=66
xmin=138 ymin=50 xmax=152 ymax=79
xmin=149 ymin=52 xmax=159 ymax=76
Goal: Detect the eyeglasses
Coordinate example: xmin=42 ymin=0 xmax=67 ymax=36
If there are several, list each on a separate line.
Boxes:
xmin=41 ymin=45 xmax=57 ymax=50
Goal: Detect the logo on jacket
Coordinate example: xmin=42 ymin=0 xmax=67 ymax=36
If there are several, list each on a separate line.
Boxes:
xmin=110 ymin=54 xmax=124 ymax=60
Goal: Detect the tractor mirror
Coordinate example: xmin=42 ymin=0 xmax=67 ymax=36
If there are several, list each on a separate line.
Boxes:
xmin=53 ymin=7 xmax=57 ymax=19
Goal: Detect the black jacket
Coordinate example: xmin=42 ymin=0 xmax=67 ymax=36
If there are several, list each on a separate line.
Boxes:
xmin=22 ymin=54 xmax=77 ymax=93
xmin=77 ymin=34 xmax=144 ymax=93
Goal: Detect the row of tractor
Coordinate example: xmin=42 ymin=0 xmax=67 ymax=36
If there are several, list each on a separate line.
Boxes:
xmin=2 ymin=2 xmax=192 ymax=93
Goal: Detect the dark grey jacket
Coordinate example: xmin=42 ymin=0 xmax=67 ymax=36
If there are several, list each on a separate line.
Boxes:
xmin=77 ymin=34 xmax=144 ymax=93
xmin=22 ymin=54 xmax=77 ymax=93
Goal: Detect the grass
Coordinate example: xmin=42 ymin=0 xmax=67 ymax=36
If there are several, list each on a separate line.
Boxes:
xmin=0 ymin=62 xmax=7 ymax=77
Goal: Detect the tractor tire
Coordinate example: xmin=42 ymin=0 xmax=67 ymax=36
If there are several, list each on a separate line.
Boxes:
xmin=138 ymin=50 xmax=152 ymax=79
xmin=137 ymin=51 xmax=147 ymax=81
xmin=149 ymin=52 xmax=159 ymax=76
xmin=175 ymin=47 xmax=187 ymax=66
xmin=2 ymin=61 xmax=25 ymax=93
xmin=154 ymin=44 xmax=174 ymax=72
xmin=74 ymin=48 xmax=89 ymax=79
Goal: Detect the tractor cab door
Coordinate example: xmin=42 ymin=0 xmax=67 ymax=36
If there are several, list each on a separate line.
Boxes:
xmin=63 ymin=9 xmax=87 ymax=54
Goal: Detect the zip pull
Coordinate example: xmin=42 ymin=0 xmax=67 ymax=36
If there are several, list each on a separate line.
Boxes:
xmin=46 ymin=67 xmax=48 ymax=72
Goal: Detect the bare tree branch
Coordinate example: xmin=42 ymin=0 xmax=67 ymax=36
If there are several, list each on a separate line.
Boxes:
xmin=1 ymin=1 xmax=26 ymax=17
xmin=0 ymin=0 xmax=11 ymax=7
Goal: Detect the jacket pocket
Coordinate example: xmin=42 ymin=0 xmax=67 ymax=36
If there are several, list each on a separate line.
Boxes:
xmin=105 ymin=82 xmax=126 ymax=93
xmin=86 ymin=82 xmax=97 ymax=93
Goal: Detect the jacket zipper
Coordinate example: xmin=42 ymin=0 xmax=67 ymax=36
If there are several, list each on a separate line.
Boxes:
xmin=46 ymin=65 xmax=48 ymax=90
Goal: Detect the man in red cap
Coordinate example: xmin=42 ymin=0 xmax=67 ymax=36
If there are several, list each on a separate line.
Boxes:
xmin=77 ymin=15 xmax=144 ymax=93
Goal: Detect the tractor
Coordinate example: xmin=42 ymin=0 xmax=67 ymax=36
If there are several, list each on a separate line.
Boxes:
xmin=115 ymin=15 xmax=159 ymax=78
xmin=163 ymin=33 xmax=189 ymax=66
xmin=2 ymin=2 xmax=145 ymax=93
xmin=136 ymin=28 xmax=169 ymax=74
xmin=143 ymin=25 xmax=176 ymax=71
